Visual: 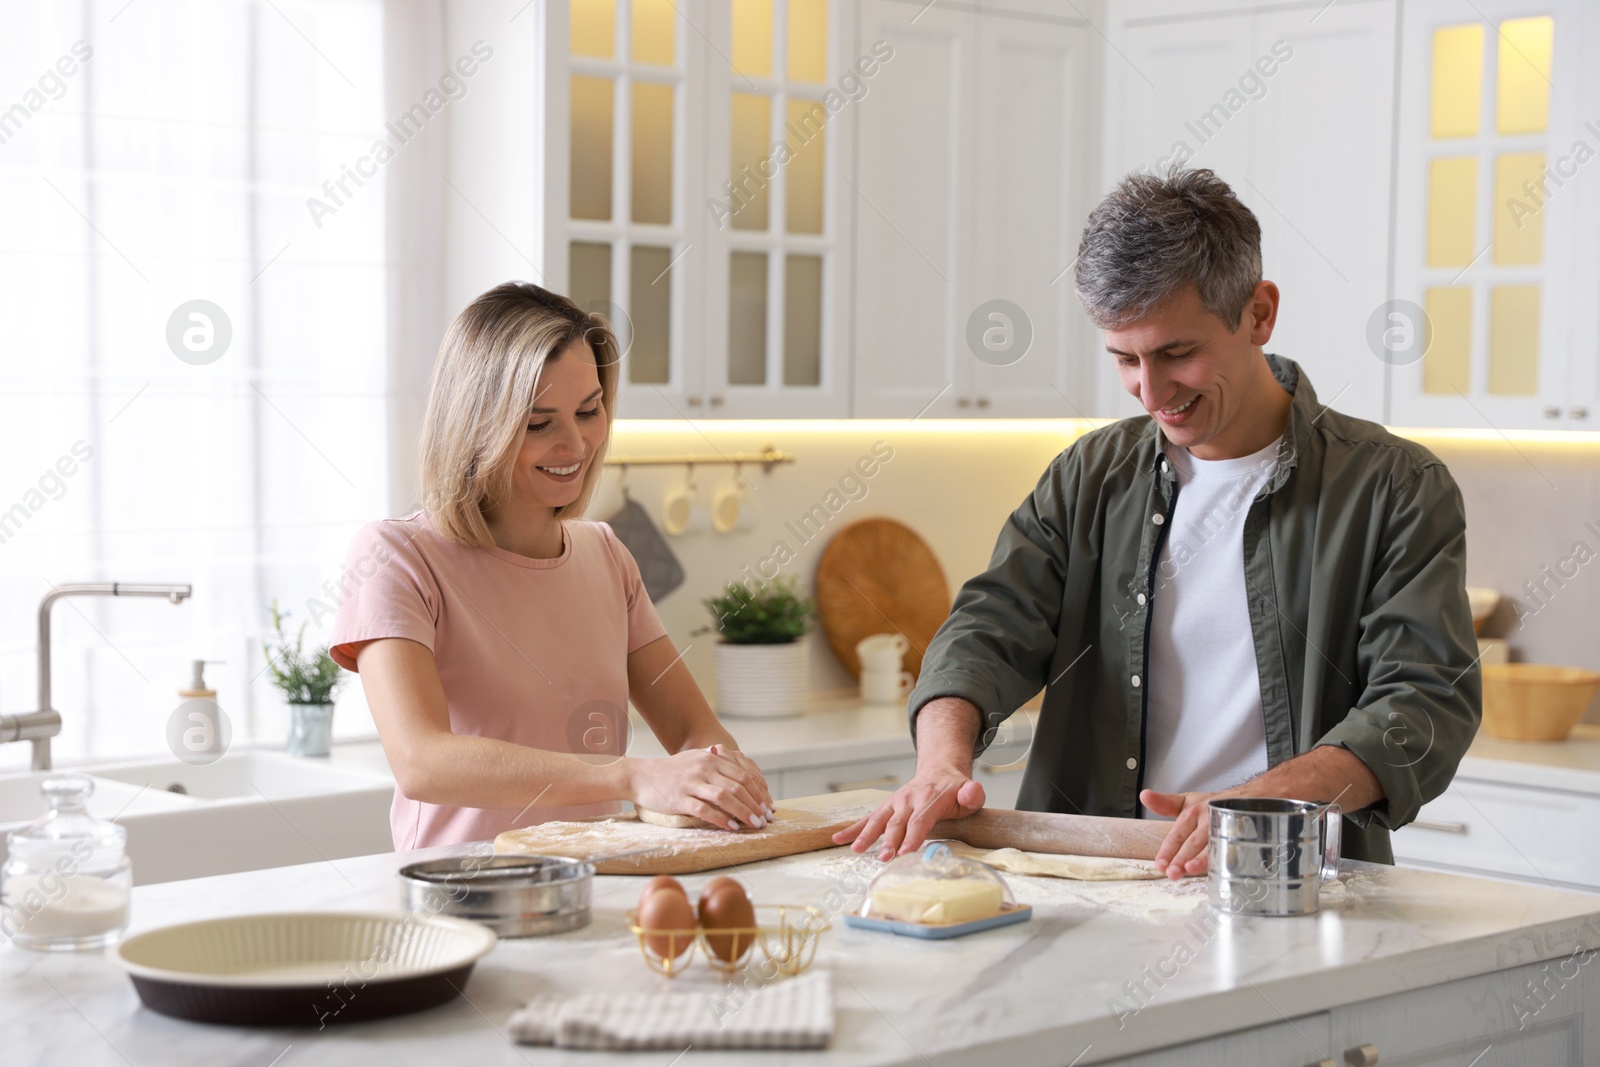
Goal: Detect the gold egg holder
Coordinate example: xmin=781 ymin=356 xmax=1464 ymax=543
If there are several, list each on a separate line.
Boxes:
xmin=624 ymin=903 xmax=830 ymax=978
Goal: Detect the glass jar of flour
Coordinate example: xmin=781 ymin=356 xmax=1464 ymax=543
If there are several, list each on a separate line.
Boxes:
xmin=1 ymin=775 xmax=132 ymax=951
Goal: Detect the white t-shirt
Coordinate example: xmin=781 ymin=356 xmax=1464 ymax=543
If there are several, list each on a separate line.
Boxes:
xmin=1139 ymin=435 xmax=1282 ymax=818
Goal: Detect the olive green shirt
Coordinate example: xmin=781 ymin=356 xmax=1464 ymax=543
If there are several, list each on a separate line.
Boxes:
xmin=907 ymin=354 xmax=1481 ymax=862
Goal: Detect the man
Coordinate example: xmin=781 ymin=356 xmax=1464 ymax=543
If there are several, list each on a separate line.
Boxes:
xmin=834 ymin=168 xmax=1480 ymax=878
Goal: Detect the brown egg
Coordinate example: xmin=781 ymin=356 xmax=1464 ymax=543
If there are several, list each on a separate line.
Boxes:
xmin=638 ymin=882 xmax=697 ymax=961
xmin=698 ymin=881 xmax=755 ymax=963
xmin=697 ymin=876 xmax=743 ymax=907
xmin=640 ymin=875 xmax=687 ymax=904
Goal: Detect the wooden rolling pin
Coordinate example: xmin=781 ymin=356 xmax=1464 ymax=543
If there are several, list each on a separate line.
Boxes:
xmin=930 ymin=807 xmax=1168 ymax=860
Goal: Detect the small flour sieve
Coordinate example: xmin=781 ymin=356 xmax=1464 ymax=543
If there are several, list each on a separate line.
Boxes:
xmin=399 ymin=854 xmax=594 ymax=937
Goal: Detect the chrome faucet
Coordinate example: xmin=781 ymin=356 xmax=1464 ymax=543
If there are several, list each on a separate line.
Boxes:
xmin=0 ymin=583 xmax=193 ymax=770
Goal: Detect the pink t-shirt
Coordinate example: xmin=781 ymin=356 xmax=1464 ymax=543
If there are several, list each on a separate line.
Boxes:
xmin=328 ymin=512 xmax=668 ymax=850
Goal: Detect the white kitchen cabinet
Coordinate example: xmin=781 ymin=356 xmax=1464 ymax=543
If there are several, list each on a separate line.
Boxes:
xmin=1108 ymin=956 xmax=1598 ymax=1065
xmin=1327 ymin=956 xmax=1598 ymax=1066
xmin=774 ymin=753 xmax=917 ymax=799
xmin=1095 ymin=10 xmax=1258 ymax=422
xmin=1104 ymin=1014 xmax=1330 ymax=1066
xmin=1100 ymin=1 xmax=1395 ymax=424
xmin=1388 ymin=0 xmax=1596 ymax=430
xmin=543 ymin=0 xmax=855 ymax=420
xmin=850 ymin=0 xmax=1099 ymax=418
xmin=973 ymin=763 xmax=1024 ymax=809
xmin=1392 ymin=776 xmax=1600 ymax=893
xmin=1249 ymin=2 xmax=1395 ymax=426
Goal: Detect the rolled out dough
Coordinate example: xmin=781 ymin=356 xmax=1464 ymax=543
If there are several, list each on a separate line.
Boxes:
xmin=939 ymin=840 xmax=1164 ymax=882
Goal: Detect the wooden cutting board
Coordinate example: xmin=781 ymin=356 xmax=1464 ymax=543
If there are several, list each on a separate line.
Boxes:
xmin=814 ymin=517 xmax=951 ymax=680
xmin=493 ymin=791 xmax=1167 ymax=874
xmin=493 ymin=790 xmax=886 ymax=875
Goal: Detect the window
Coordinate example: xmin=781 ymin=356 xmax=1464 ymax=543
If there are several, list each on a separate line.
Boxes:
xmin=0 ymin=2 xmax=388 ymax=770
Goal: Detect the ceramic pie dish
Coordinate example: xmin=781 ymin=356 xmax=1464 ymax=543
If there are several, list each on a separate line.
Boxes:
xmin=112 ymin=910 xmax=497 ymax=1026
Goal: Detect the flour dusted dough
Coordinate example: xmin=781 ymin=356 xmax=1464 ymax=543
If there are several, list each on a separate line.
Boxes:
xmin=634 ymin=806 xmax=728 ymax=831
xmin=940 ymin=840 xmax=1164 ymax=881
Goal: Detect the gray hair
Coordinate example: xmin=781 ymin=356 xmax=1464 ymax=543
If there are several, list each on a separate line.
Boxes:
xmin=1073 ymin=168 xmax=1262 ymax=331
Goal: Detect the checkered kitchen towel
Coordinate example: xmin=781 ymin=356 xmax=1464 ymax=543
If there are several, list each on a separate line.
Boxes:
xmin=507 ymin=971 xmax=833 ymax=1050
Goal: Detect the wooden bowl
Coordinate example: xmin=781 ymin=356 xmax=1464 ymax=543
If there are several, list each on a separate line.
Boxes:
xmin=1481 ymin=664 xmax=1600 ymax=741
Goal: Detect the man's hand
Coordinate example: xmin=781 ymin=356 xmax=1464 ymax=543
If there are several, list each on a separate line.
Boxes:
xmin=832 ymin=772 xmax=986 ymax=859
xmin=833 ymin=696 xmax=989 ymax=858
xmin=1141 ymin=744 xmax=1386 ymax=880
xmin=1140 ymin=786 xmax=1231 ymax=880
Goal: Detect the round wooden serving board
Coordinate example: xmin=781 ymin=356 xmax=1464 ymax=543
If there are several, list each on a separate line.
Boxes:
xmin=814 ymin=517 xmax=951 ymax=680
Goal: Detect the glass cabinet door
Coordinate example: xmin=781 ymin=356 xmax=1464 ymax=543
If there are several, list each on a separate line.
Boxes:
xmin=1390 ymin=0 xmax=1580 ymax=430
xmin=557 ymin=0 xmax=699 ymax=418
xmin=547 ymin=0 xmax=847 ymax=419
xmin=700 ymin=0 xmax=849 ymax=417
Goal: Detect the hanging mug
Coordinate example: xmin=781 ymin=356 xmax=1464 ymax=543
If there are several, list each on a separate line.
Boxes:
xmin=662 ymin=474 xmax=710 ymax=537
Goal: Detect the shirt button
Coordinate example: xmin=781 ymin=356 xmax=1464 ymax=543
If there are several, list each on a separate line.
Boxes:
xmin=1160 ymin=459 xmax=1169 ymax=472
xmin=1137 ymin=593 xmax=1147 ymax=606
xmin=1126 ymin=757 xmax=1138 ymax=770
xmin=1131 ymin=674 xmax=1141 ymax=688
xmin=1152 ymin=513 xmax=1165 ymax=525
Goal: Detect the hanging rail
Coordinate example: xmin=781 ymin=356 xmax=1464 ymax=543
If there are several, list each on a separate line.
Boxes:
xmin=602 ymin=444 xmax=794 ymax=473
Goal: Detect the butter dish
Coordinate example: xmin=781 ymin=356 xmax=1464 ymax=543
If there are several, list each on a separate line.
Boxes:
xmin=844 ymin=842 xmax=1032 ymax=940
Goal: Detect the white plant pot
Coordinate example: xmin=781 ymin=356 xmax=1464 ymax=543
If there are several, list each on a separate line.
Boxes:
xmin=713 ymin=639 xmax=808 ymax=718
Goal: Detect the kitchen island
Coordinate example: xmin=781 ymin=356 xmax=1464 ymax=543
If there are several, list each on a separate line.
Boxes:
xmin=3 ymin=814 xmax=1598 ymax=1066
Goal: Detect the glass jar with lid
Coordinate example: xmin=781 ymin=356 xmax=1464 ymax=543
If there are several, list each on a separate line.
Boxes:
xmin=1 ymin=774 xmax=132 ymax=951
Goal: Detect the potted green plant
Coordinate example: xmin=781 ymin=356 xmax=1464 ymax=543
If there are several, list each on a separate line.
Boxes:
xmin=695 ymin=576 xmax=814 ymax=718
xmin=264 ymin=599 xmax=344 ymax=757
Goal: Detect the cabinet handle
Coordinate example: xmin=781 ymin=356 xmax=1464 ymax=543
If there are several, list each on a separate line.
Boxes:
xmin=827 ymin=774 xmax=902 ymax=793
xmin=957 ymin=397 xmax=972 ymax=408
xmin=1543 ymin=406 xmax=1561 ymax=419
xmin=710 ymin=395 xmax=725 ymax=406
xmin=976 ymin=396 xmax=990 ymax=409
xmin=1412 ymin=818 xmax=1467 ymax=834
xmin=1344 ymin=1043 xmax=1379 ymax=1066
xmin=687 ymin=396 xmax=703 ymax=406
xmin=1571 ymin=406 xmax=1589 ymax=420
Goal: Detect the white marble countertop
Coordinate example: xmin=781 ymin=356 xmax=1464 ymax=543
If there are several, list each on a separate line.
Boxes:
xmin=321 ymin=697 xmax=1600 ymax=798
xmin=320 ymin=692 xmax=929 ymax=782
xmin=5 ymin=833 xmax=1599 ymax=1066
xmin=1457 ymin=723 xmax=1600 ymax=793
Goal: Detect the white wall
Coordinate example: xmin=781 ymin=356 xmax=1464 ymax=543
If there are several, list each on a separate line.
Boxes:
xmin=597 ymin=421 xmax=1080 ymax=699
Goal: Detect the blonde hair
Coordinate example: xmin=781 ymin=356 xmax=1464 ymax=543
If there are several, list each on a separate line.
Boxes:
xmin=419 ymin=282 xmax=621 ymax=547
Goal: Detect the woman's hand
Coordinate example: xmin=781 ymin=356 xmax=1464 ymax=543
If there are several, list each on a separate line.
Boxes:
xmin=627 ymin=745 xmax=775 ymax=830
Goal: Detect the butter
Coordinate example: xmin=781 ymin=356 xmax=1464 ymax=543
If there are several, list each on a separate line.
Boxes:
xmin=870 ymin=877 xmax=1004 ymax=925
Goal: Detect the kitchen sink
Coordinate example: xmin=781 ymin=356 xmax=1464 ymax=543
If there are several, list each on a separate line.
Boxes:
xmin=0 ymin=750 xmax=395 ymax=886
xmin=0 ymin=769 xmax=200 ymax=823
xmin=90 ymin=751 xmax=394 ymax=801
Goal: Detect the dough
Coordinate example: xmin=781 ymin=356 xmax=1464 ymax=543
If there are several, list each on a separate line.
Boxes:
xmin=635 ymin=806 xmax=728 ymax=831
xmin=940 ymin=840 xmax=1164 ymax=881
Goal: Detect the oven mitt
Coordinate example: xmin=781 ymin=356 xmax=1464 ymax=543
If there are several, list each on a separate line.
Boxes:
xmin=604 ymin=497 xmax=685 ymax=601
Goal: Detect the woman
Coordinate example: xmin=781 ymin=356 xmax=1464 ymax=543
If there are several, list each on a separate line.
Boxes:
xmin=330 ymin=281 xmax=774 ymax=850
